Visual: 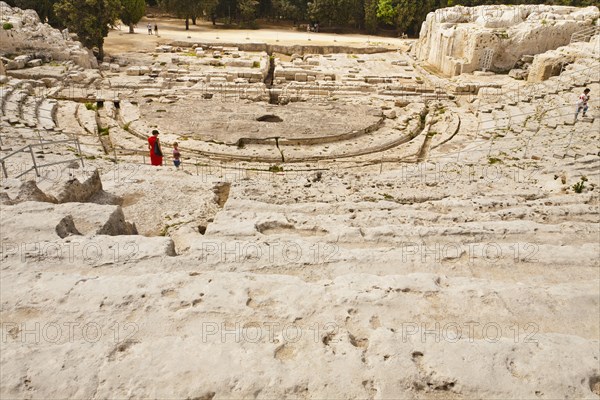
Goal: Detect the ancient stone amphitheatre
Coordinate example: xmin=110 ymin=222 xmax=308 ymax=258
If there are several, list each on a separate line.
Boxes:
xmin=1 ymin=1 xmax=600 ymax=398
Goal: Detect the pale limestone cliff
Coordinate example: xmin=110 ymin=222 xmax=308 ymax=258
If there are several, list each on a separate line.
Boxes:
xmin=416 ymin=4 xmax=599 ymax=76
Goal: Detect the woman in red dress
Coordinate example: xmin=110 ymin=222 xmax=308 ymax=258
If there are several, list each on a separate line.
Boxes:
xmin=148 ymin=130 xmax=163 ymax=166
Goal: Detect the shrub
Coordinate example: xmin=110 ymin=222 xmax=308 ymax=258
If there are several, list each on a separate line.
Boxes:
xmin=252 ymin=61 xmax=260 ymax=68
xmin=84 ymin=102 xmax=97 ymax=111
xmin=268 ymin=165 xmax=283 ymax=173
xmin=573 ymin=176 xmax=588 ymax=193
xmin=3 ymin=23 xmax=13 ymax=30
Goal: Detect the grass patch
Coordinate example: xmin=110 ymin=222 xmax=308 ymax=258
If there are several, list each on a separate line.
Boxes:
xmin=99 ymin=127 xmax=110 ymax=136
xmin=252 ymin=61 xmax=260 ymax=68
xmin=381 ymin=193 xmax=394 ymax=201
xmin=2 ymin=23 xmax=13 ymax=30
xmin=488 ymin=157 xmax=502 ymax=165
xmin=268 ymin=165 xmax=284 ymax=173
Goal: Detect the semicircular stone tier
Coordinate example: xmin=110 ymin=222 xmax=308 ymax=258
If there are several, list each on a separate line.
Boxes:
xmin=139 ymin=99 xmax=383 ymax=145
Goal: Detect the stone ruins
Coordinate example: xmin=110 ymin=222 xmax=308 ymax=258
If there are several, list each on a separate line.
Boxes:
xmin=1 ymin=0 xmax=599 ymax=398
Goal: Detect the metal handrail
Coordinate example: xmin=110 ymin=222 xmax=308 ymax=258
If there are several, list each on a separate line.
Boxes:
xmin=0 ymin=138 xmax=84 ymax=179
xmin=571 ymin=26 xmax=600 ymax=44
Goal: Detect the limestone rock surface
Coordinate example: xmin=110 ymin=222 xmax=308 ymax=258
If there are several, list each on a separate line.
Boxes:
xmin=416 ymin=4 xmax=599 ymax=76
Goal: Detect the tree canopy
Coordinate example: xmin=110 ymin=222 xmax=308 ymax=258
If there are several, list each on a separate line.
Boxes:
xmin=121 ymin=0 xmax=146 ymax=33
xmin=54 ymin=0 xmax=122 ymax=60
xmin=158 ymin=0 xmax=599 ymax=35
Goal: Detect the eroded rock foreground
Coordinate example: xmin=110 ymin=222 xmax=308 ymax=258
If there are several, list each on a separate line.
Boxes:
xmin=1 ymin=1 xmax=599 ymax=398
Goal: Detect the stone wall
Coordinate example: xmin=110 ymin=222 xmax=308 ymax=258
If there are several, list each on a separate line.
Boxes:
xmin=0 ymin=1 xmax=97 ymax=69
xmin=415 ymin=4 xmax=599 ymax=77
xmin=169 ymin=41 xmax=394 ymax=56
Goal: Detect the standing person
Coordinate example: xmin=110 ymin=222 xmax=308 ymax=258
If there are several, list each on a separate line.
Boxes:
xmin=154 ymin=23 xmax=158 ymax=36
xmin=575 ymin=88 xmax=591 ymax=120
xmin=148 ymin=130 xmax=163 ymax=166
xmin=172 ymin=142 xmax=181 ymax=169
xmin=148 ymin=23 xmax=152 ymax=35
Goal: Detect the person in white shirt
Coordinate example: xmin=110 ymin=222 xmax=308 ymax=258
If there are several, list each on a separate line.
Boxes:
xmin=575 ymin=88 xmax=591 ymax=119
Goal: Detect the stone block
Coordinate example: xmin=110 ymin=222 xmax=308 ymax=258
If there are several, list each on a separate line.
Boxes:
xmin=295 ymin=72 xmax=307 ymax=82
xmin=26 ymin=59 xmax=42 ymax=67
xmin=68 ymin=71 xmax=85 ymax=82
xmin=6 ymin=59 xmax=26 ymax=70
xmin=126 ymin=66 xmax=140 ymax=76
xmin=156 ymin=45 xmax=173 ymax=53
xmin=384 ymin=110 xmax=397 ymax=119
xmin=521 ymin=55 xmax=535 ymax=63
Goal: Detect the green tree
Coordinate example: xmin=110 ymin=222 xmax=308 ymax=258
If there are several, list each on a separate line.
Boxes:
xmin=120 ymin=0 xmax=145 ymax=33
xmin=309 ymin=0 xmax=356 ymax=27
xmin=54 ymin=0 xmax=122 ymax=60
xmin=364 ymin=0 xmax=378 ymax=32
xmin=203 ymin=0 xmax=219 ymax=24
xmin=239 ymin=0 xmax=259 ymax=23
xmin=272 ymin=0 xmax=306 ymax=24
xmin=160 ymin=0 xmax=202 ymax=29
xmin=376 ymin=0 xmax=396 ymax=26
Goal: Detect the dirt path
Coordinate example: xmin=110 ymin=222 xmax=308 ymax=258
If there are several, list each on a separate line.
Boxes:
xmin=104 ymin=17 xmax=411 ymax=55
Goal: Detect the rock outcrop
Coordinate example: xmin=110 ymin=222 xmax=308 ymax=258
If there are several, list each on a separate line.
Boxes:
xmin=0 ymin=1 xmax=97 ymax=69
xmin=528 ymin=31 xmax=600 ymax=82
xmin=416 ymin=4 xmax=599 ymax=77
